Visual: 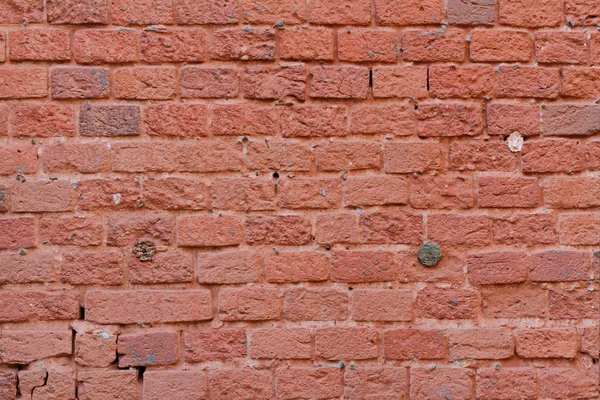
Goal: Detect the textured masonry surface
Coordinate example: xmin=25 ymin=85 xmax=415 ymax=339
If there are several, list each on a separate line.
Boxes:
xmin=0 ymin=0 xmax=599 ymax=399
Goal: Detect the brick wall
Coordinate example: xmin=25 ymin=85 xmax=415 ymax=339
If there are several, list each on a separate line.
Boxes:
xmin=0 ymin=0 xmax=599 ymax=398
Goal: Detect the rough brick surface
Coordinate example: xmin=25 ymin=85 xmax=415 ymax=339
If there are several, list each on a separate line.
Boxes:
xmin=0 ymin=3 xmax=598 ymax=399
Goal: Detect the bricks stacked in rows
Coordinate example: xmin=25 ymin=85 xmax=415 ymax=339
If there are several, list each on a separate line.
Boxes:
xmin=0 ymin=0 xmax=599 ymax=399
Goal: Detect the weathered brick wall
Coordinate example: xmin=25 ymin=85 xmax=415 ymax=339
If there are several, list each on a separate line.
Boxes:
xmin=0 ymin=0 xmax=599 ymax=398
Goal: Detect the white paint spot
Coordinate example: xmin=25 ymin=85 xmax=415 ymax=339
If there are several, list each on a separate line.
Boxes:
xmin=112 ymin=193 xmax=122 ymax=205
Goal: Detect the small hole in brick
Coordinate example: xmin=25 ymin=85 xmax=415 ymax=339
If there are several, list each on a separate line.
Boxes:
xmin=272 ymin=172 xmax=279 ymax=179
xmin=79 ymin=307 xmax=85 ymax=319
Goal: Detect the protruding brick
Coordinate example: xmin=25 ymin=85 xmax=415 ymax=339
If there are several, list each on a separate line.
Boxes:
xmin=516 ymin=328 xmax=578 ymax=358
xmin=402 ymin=29 xmax=465 ymax=62
xmin=197 ymin=250 xmax=260 ymax=284
xmin=0 ymin=68 xmax=47 ymax=99
xmin=218 ymin=287 xmax=281 ymax=321
xmin=0 ymin=331 xmax=72 ymax=364
xmin=487 ymin=103 xmax=540 ymax=136
xmin=180 ymin=66 xmax=239 ymax=98
xmin=118 ymin=331 xmax=178 ymax=367
xmin=562 ymin=68 xmax=600 ymax=98
xmin=80 ymin=104 xmax=140 ymax=137
xmin=9 ymin=29 xmax=70 ymax=61
xmin=74 ymin=330 xmax=117 ymax=367
xmin=12 ymin=104 xmax=75 ymax=138
xmin=535 ymin=32 xmax=588 ymax=64
xmin=183 ymin=329 xmax=247 ymax=362
xmin=85 ymin=290 xmax=212 ymax=324
xmin=74 ymin=29 xmax=139 ymax=64
xmin=210 ymin=28 xmax=275 ymax=61
xmin=530 ymin=250 xmax=590 ymax=282
xmin=470 ymin=29 xmax=533 ymax=62
xmin=0 ymin=291 xmax=79 ymax=322
xmin=77 ymin=370 xmax=140 ymax=400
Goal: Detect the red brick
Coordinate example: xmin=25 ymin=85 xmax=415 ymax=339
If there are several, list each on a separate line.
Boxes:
xmin=278 ymin=177 xmax=342 ymax=209
xmin=280 ymin=26 xmax=334 ymax=61
xmin=12 ymin=104 xmax=75 ymax=138
xmin=0 ymin=217 xmax=35 ymax=249
xmin=559 ymin=212 xmax=600 ymax=245
xmin=42 ymin=143 xmax=109 ymax=174
xmin=47 ymin=0 xmax=107 ymax=24
xmin=114 ymin=67 xmax=176 ymax=100
xmin=178 ymin=215 xmax=242 ymax=247
xmin=144 ymin=104 xmax=208 ymax=137
xmin=241 ymin=0 xmax=307 ymax=23
xmin=430 ymin=65 xmax=493 ymax=99
xmin=247 ymin=138 xmax=312 ymax=172
xmin=352 ymin=289 xmax=412 ymax=321
xmin=309 ymin=65 xmax=370 ymax=99
xmin=0 ymin=252 xmax=54 ymax=284
xmin=331 ymin=250 xmax=397 ymax=282
xmin=0 ymin=331 xmax=72 ymax=364
xmin=315 ymin=141 xmax=380 ymax=171
xmin=416 ymin=287 xmax=478 ymax=319
xmin=218 ymin=287 xmax=281 ymax=321
xmin=580 ymin=326 xmax=600 ymax=357
xmin=0 ymin=105 xmax=7 ymax=135
xmin=0 ymin=185 xmax=7 ymax=212
xmin=496 ymin=66 xmax=560 ymax=98
xmin=77 ymin=330 xmax=117 ymax=366
xmin=175 ymin=0 xmax=238 ymax=24
xmin=118 ymin=331 xmax=178 ymax=367
xmin=516 ymin=328 xmax=578 ymax=358
xmin=360 ymin=211 xmax=423 ymax=244
xmin=428 ymin=214 xmax=490 ymax=246
xmin=0 ymin=67 xmax=47 ymax=99
xmin=522 ymin=139 xmax=585 ymax=174
xmin=280 ymin=104 xmax=347 ymax=137
xmin=111 ymin=142 xmax=175 ymax=173
xmin=592 ymin=32 xmax=600 ymax=65
xmin=250 ymin=328 xmax=312 ymax=359
xmin=283 ymin=288 xmax=350 ymax=321
xmin=544 ymin=177 xmax=600 ymax=208
xmin=80 ymin=104 xmax=140 ymax=137
xmin=246 ymin=215 xmax=311 ymax=245
xmin=128 ymin=251 xmax=193 ymax=284
xmin=448 ymin=328 xmax=514 ymax=359
xmin=76 ymin=177 xmax=142 ymax=211
xmin=112 ymin=0 xmax=174 ymax=25
xmin=417 ymin=103 xmax=483 ymax=137
xmin=346 ymin=176 xmax=408 ymax=206
xmin=277 ymin=368 xmax=343 ymax=400
xmin=85 ymin=290 xmax=212 ymax=324
xmin=143 ymin=372 xmax=207 ymax=400
xmin=210 ymin=28 xmax=275 ymax=61
xmin=243 ymin=63 xmax=305 ymax=100
xmin=316 ymin=328 xmax=377 ymax=360
xmin=562 ymin=68 xmax=600 ymax=98
xmin=0 ymin=0 xmax=43 ymax=23
xmin=0 ymin=291 xmax=79 ymax=322
xmin=411 ymin=175 xmax=475 ymax=209
xmin=476 ymin=368 xmax=537 ymax=400
xmin=467 ymin=251 xmax=528 ymax=285
xmin=11 ymin=180 xmax=72 ymax=213
xmin=539 ymin=367 xmax=599 ymax=399
xmin=481 ymin=286 xmax=548 ymax=318
xmin=478 ymin=176 xmax=539 ymax=208
xmin=197 ymin=250 xmax=260 ymax=284
xmin=338 ymin=28 xmax=398 ymax=62
xmin=399 ymin=250 xmax=466 ymax=284
xmin=212 ymin=177 xmax=274 ymax=211
xmin=542 ymin=104 xmax=600 ymax=136
xmin=499 ymin=0 xmax=563 ymax=27
xmin=9 ymin=29 xmax=70 ymax=61
xmin=566 ymin=0 xmax=600 ymax=26
xmin=448 ymin=0 xmax=495 ymax=25
xmin=309 ymin=0 xmax=371 ymax=25
xmin=40 ymin=216 xmax=103 ymax=246
xmin=51 ymin=67 xmax=110 ymax=99
xmin=550 ymin=288 xmax=599 ymax=321
xmin=345 ymin=367 xmax=407 ymax=400
xmin=375 ymin=0 xmax=443 ymax=25
xmin=410 ymin=368 xmax=473 ymax=400
xmin=265 ymin=251 xmax=329 ymax=283
xmin=77 ymin=370 xmax=140 ymax=400
xmin=0 ymin=33 xmax=5 ymax=63
xmin=350 ymin=103 xmax=416 ymax=135
xmin=372 ymin=66 xmax=428 ymax=98
xmin=384 ymin=141 xmax=441 ymax=173
xmin=0 ymin=144 xmax=38 ymax=175
xmin=530 ymin=250 xmax=590 ymax=282
xmin=402 ymin=29 xmax=465 ymax=62
xmin=74 ymin=29 xmax=139 ymax=64
xmin=589 ymin=141 xmax=600 ymax=170
xmin=180 ymin=67 xmax=239 ymax=98
xmin=470 ymin=29 xmax=533 ymax=62
xmin=183 ymin=329 xmax=247 ymax=362
xmin=107 ymin=215 xmax=172 ymax=247
xmin=450 ymin=140 xmax=517 ymax=171
xmin=212 ymin=104 xmax=277 ymax=136
xmin=177 ymin=141 xmax=243 ymax=172
xmin=21 ymin=370 xmax=74 ymax=399
xmin=384 ymin=329 xmax=445 ymax=360
xmin=535 ymin=32 xmax=588 ymax=64
xmin=60 ymin=252 xmax=122 ymax=285
xmin=316 ymin=213 xmax=360 ymax=244
xmin=209 ymin=369 xmax=273 ymax=400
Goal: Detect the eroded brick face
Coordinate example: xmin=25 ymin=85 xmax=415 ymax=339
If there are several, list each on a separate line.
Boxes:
xmin=0 ymin=2 xmax=598 ymax=399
